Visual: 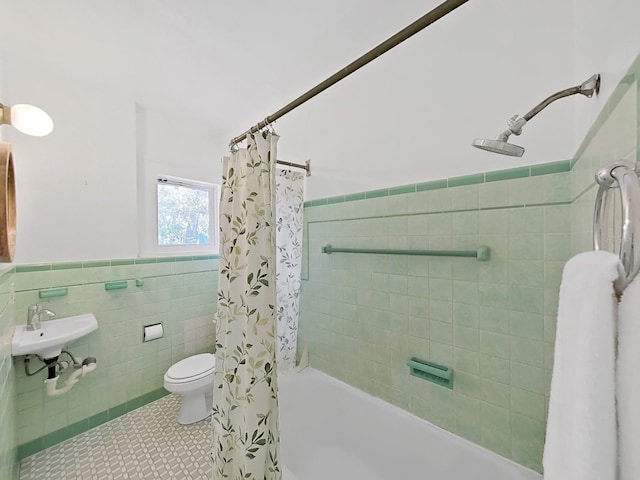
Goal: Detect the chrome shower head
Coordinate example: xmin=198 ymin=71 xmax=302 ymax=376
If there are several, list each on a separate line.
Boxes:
xmin=471 ymin=138 xmax=524 ymax=157
xmin=472 ymin=73 xmax=600 ymax=157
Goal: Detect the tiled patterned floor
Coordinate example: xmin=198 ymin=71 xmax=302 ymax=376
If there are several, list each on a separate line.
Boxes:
xmin=20 ymin=394 xmax=212 ymax=480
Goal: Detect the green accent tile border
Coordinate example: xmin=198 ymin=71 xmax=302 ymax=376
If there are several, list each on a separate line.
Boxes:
xmin=573 ymin=53 xmax=640 ymax=163
xmin=345 ymin=192 xmax=366 ymax=202
xmin=417 ymin=179 xmax=448 ymax=192
xmin=304 ymin=160 xmax=570 ymax=207
xmin=530 ymin=161 xmax=571 ymax=176
xmin=110 ymin=259 xmax=135 ymax=266
xmin=15 ymin=264 xmax=51 ymax=273
xmin=83 ymin=260 xmax=110 ymax=268
xmin=366 ymin=188 xmax=389 ymax=199
xmin=327 ymin=195 xmax=346 ymax=204
xmin=448 ymin=173 xmax=485 ymax=187
xmin=14 ymin=255 xmax=220 ymax=274
xmin=17 ymin=388 xmax=170 ymax=460
xmin=486 ymin=167 xmax=530 ymax=183
xmin=52 ymin=262 xmax=83 ymax=270
xmin=390 ymin=184 xmax=416 ymax=195
xmin=134 ymin=258 xmax=157 ymax=265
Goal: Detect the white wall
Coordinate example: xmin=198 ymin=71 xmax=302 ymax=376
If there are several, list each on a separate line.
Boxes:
xmin=1 ymin=54 xmax=138 ymax=263
xmin=1 ymin=0 xmax=639 ymax=262
xmin=572 ymin=0 xmax=640 ymax=147
xmin=136 ymin=104 xmax=220 ymax=257
xmin=274 ymin=0 xmax=581 ymax=199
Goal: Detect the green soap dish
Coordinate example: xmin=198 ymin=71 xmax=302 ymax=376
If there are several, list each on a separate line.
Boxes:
xmin=407 ymin=357 xmax=453 ymax=389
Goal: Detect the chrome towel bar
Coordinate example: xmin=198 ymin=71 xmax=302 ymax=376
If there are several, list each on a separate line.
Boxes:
xmin=593 ymin=161 xmax=640 ymax=293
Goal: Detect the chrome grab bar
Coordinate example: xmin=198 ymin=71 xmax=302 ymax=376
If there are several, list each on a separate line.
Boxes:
xmin=593 ymin=161 xmax=640 ymax=293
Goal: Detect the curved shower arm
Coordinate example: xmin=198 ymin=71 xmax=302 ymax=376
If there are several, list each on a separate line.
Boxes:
xmin=522 ymin=86 xmax=582 ymax=121
xmin=522 ymin=74 xmax=601 ymax=122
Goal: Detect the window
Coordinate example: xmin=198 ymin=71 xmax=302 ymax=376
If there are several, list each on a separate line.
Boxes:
xmin=156 ymin=177 xmax=218 ymax=251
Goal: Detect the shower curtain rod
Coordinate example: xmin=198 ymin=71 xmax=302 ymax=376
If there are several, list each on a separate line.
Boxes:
xmin=276 ymin=159 xmax=311 ymax=176
xmin=229 ymin=0 xmax=470 ymax=148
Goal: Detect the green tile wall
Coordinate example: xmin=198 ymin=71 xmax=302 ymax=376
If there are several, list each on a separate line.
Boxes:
xmin=571 ymin=56 xmax=640 ymax=256
xmin=12 ymin=256 xmax=219 ymax=457
xmin=0 ymin=267 xmax=18 ymax=479
xmin=300 ymin=178 xmax=566 ymax=472
xmin=299 ymin=53 xmax=640 ymax=475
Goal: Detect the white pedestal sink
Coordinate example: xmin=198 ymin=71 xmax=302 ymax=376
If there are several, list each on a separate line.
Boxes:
xmin=11 ymin=313 xmax=98 ymax=359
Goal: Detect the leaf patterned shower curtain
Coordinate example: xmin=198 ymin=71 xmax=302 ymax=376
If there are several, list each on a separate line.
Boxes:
xmin=275 ymin=170 xmax=304 ymax=373
xmin=213 ymin=132 xmax=281 ymax=480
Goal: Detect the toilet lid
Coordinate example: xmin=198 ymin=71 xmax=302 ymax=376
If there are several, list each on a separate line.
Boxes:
xmin=166 ymin=353 xmax=215 ymax=382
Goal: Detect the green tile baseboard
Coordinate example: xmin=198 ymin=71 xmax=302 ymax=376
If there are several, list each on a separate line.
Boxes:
xmin=303 ymin=160 xmax=571 ymax=207
xmin=17 ymin=388 xmax=170 ymax=459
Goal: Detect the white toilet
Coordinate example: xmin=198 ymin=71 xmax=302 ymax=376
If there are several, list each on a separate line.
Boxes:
xmin=164 ymin=353 xmax=215 ymax=425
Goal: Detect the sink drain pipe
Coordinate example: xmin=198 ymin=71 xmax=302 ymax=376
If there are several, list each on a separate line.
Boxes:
xmin=44 ymin=357 xmax=97 ymax=397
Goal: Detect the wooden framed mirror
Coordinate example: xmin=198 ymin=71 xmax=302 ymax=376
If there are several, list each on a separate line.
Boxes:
xmin=0 ymin=142 xmax=16 ymax=262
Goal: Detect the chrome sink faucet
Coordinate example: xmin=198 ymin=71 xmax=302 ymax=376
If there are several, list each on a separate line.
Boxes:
xmin=27 ymin=304 xmax=56 ymax=331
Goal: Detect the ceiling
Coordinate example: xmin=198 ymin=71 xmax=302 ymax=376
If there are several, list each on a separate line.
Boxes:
xmin=2 ymin=1 xmax=583 ymax=198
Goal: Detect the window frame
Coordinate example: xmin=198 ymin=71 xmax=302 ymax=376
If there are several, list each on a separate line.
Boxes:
xmin=154 ymin=175 xmax=219 ymax=255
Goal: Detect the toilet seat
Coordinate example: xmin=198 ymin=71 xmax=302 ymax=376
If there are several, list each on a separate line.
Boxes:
xmin=165 ymin=353 xmax=215 ymax=384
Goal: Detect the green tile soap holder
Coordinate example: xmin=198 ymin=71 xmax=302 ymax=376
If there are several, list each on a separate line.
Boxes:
xmin=105 ymin=281 xmax=128 ymax=291
xmin=407 ymin=357 xmax=453 ymax=389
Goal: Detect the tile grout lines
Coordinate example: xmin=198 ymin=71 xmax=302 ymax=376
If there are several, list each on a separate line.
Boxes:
xmin=19 ymin=395 xmax=212 ymax=480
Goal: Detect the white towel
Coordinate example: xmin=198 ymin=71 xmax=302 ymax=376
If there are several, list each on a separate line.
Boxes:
xmin=617 ymin=271 xmax=640 ymax=480
xmin=543 ymin=250 xmax=620 ymax=480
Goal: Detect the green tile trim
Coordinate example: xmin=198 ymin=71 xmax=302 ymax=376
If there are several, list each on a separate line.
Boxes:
xmin=88 ymin=411 xmax=110 ymax=429
xmin=573 ymin=53 xmax=640 ymax=162
xmin=389 ymin=184 xmax=416 ymax=195
xmin=51 ymin=262 xmax=83 ymax=270
xmin=304 ymin=159 xmax=575 ymax=208
xmin=83 ymin=260 xmax=110 ymax=268
xmin=14 ymin=255 xmax=220 ymax=274
xmin=17 ymin=439 xmax=43 ymax=460
xmin=134 ymin=258 xmax=157 ymax=264
xmin=366 ymin=188 xmax=389 ymax=199
xmin=65 ymin=419 xmax=90 ymax=439
xmin=109 ymin=403 xmax=127 ymax=419
xmin=530 ymin=161 xmax=571 ymax=176
xmin=15 ymin=264 xmax=51 ymax=273
xmin=417 ymin=179 xmax=447 ymax=191
xmin=486 ymin=167 xmax=530 ymax=182
xmin=110 ymin=259 xmax=135 ymax=266
xmin=18 ymin=388 xmax=169 ymax=459
xmin=193 ymin=255 xmax=217 ymax=261
xmin=327 ymin=195 xmax=345 ymax=204
xmin=38 ymin=287 xmax=68 ymax=299
xmin=607 ymin=72 xmax=636 ymax=113
xmin=345 ymin=192 xmax=366 ymax=202
xmin=447 ymin=173 xmax=485 ymax=187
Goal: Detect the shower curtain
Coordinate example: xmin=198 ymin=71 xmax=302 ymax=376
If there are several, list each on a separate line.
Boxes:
xmin=213 ymin=132 xmax=281 ymax=480
xmin=275 ymin=170 xmax=304 ymax=373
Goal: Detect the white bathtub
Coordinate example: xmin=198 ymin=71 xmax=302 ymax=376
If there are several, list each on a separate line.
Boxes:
xmin=279 ymin=368 xmax=541 ymax=480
